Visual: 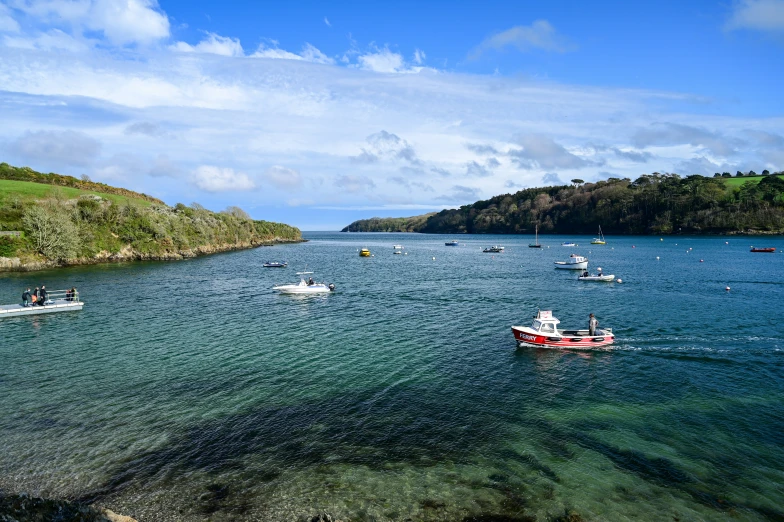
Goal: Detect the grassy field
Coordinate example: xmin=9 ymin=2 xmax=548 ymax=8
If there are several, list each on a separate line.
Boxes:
xmin=0 ymin=180 xmax=153 ymax=207
xmin=721 ymin=175 xmax=784 ymax=187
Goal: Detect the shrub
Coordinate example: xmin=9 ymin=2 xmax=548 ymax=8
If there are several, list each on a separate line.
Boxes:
xmin=21 ymin=206 xmax=80 ymax=260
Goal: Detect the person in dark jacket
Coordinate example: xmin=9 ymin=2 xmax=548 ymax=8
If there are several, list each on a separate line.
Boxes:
xmin=32 ymin=287 xmax=40 ymax=305
xmin=22 ymin=288 xmax=31 ymax=307
xmin=39 ymin=285 xmax=47 ymax=305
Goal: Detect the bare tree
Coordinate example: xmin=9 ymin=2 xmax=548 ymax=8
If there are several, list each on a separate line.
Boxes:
xmin=222 ymin=206 xmax=251 ymax=220
xmin=22 ymin=207 xmax=80 ymax=260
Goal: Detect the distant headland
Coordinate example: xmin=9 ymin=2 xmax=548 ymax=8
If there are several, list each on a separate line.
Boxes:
xmin=343 ymin=172 xmax=784 ymax=235
xmin=0 ymin=162 xmax=301 ymax=272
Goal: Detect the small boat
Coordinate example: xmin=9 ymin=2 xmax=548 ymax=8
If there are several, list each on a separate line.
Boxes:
xmin=750 ymin=247 xmax=776 ymax=253
xmin=562 ymin=242 xmax=576 ymax=247
xmin=445 ymin=240 xmax=459 ymax=246
xmin=483 ymin=246 xmax=504 ymax=253
xmin=263 ymin=261 xmax=287 ymax=268
xmin=393 ymin=245 xmax=404 ymax=254
xmin=529 ymin=225 xmax=542 ymax=248
xmin=512 ymin=310 xmax=614 ymax=349
xmin=578 ymin=271 xmax=615 ymax=282
xmin=1 ymin=289 xmax=84 ymax=318
xmin=554 ymin=254 xmax=588 ymax=270
xmin=360 ymin=248 xmax=371 ymax=257
xmin=591 ymin=226 xmax=606 ymax=245
xmin=273 ymin=272 xmax=335 ymax=294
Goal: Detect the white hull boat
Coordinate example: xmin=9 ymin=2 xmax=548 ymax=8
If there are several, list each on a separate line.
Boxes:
xmin=554 ymin=254 xmax=588 ymax=270
xmin=273 ymin=272 xmax=335 ymax=294
xmin=578 ymin=274 xmax=615 ymax=282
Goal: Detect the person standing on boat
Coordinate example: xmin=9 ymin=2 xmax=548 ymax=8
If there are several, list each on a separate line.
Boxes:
xmin=39 ymin=285 xmax=47 ymax=305
xmin=32 ymin=287 xmax=40 ymax=305
xmin=589 ymin=313 xmax=598 ymax=336
xmin=22 ymin=288 xmax=31 ymax=307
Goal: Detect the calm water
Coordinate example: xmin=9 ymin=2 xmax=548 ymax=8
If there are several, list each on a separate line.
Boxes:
xmin=1 ymin=233 xmax=783 ymax=521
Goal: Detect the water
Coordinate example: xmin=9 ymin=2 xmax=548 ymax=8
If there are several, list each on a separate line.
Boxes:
xmin=1 ymin=233 xmax=783 ymax=521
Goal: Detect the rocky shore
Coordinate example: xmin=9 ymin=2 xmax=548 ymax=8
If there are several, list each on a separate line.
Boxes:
xmin=0 ymin=238 xmax=303 ymax=273
xmin=0 ymin=493 xmax=137 ymax=522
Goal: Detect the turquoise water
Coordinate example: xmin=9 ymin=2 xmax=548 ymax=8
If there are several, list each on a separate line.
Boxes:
xmin=1 ymin=233 xmax=783 ymax=521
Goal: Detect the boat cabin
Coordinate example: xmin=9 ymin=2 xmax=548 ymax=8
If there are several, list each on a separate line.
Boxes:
xmin=530 ymin=310 xmax=561 ymax=334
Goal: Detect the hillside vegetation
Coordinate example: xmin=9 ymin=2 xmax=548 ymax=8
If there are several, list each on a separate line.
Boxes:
xmin=344 ymin=173 xmax=784 ymax=235
xmin=0 ymin=164 xmax=301 ymax=269
xmin=341 ymin=213 xmax=436 ymax=232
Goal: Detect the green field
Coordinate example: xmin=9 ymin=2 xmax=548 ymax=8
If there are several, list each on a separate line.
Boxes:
xmin=0 ymin=179 xmax=153 ymax=207
xmin=721 ymin=175 xmax=784 ymax=187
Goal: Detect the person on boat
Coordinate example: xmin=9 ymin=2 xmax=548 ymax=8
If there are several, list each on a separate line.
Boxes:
xmin=308 ymin=277 xmax=314 ymax=286
xmin=22 ymin=288 xmax=31 ymax=307
xmin=589 ymin=313 xmax=598 ymax=336
xmin=32 ymin=287 xmax=39 ymax=305
xmin=39 ymin=285 xmax=47 ymax=305
xmin=71 ymin=287 xmax=78 ymax=301
xmin=582 ymin=271 xmax=589 ymax=277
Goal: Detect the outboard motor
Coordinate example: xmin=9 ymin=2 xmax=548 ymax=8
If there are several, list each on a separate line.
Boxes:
xmin=328 ymin=283 xmax=336 ymax=291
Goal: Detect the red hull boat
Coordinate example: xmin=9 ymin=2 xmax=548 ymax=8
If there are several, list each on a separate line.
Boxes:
xmin=750 ymin=247 xmax=776 ymax=253
xmin=512 ymin=310 xmax=614 ymax=349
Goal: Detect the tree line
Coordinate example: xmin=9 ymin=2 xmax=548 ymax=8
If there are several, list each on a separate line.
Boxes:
xmin=344 ymin=173 xmax=784 ymax=235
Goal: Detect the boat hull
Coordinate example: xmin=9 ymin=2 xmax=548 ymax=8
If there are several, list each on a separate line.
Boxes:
xmin=555 ymin=261 xmax=588 ymax=270
xmin=273 ymin=285 xmax=333 ymax=294
xmin=578 ymin=275 xmax=615 ymax=281
xmin=1 ymin=300 xmax=84 ymax=318
xmin=750 ymin=248 xmax=775 ymax=253
xmin=511 ymin=326 xmax=614 ymax=349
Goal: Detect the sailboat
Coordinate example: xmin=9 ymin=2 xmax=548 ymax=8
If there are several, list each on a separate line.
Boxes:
xmin=528 ymin=225 xmax=542 ymax=248
xmin=591 ymin=226 xmax=606 ymax=245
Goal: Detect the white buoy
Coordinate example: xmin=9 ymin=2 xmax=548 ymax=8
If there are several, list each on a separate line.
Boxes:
xmin=725 ymin=286 xmax=730 ymax=291
xmin=616 ymin=278 xmax=622 ymax=283
xmin=725 ymin=241 xmax=729 ymax=245
xmin=700 ymin=259 xmax=704 ymax=262
xmin=656 ymin=256 xmax=660 ymax=260
xmin=660 ymin=238 xmax=663 ymax=241
xmin=432 ymin=256 xmax=435 ymax=260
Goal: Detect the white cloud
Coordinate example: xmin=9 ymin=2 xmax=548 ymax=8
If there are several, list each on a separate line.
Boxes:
xmin=266 ymin=165 xmax=302 ymax=189
xmin=324 ymin=16 xmax=331 ymax=27
xmin=0 ymin=3 xmax=20 ymax=33
xmin=726 ymin=0 xmax=784 ymax=31
xmin=508 ymin=134 xmax=594 ymax=170
xmin=252 ymin=42 xmax=334 ymax=64
xmin=172 ymin=32 xmax=243 ymax=57
xmin=413 ymin=48 xmax=425 ymax=65
xmin=334 ymin=174 xmax=375 ymax=193
xmin=469 ymin=20 xmax=572 ymax=59
xmin=542 ymin=172 xmax=564 ymax=185
xmin=357 ymin=46 xmax=427 ymax=73
xmin=3 ymin=28 xmax=90 ymax=51
xmin=192 ymin=165 xmax=256 ymax=192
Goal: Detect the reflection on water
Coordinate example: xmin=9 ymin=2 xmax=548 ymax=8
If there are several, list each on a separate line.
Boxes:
xmin=1 ymin=233 xmax=783 ymax=521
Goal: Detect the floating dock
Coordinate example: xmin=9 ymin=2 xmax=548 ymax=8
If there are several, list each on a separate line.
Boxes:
xmin=1 ymin=290 xmax=84 ymax=318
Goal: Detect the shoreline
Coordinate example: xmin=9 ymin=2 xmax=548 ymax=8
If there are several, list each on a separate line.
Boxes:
xmin=0 ymin=238 xmax=304 ymax=273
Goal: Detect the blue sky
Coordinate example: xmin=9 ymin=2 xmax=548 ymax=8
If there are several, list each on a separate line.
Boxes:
xmin=0 ymin=0 xmax=782 ymax=230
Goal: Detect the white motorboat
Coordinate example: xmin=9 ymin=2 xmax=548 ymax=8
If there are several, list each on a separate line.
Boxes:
xmin=393 ymin=245 xmax=404 ymax=254
xmin=554 ymin=254 xmax=588 ymax=270
xmin=273 ymin=272 xmax=335 ymax=294
xmin=578 ymin=272 xmax=615 ymax=281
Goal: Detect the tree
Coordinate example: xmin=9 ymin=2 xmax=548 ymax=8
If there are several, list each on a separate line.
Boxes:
xmin=22 ymin=206 xmax=80 ymax=260
xmin=571 ymin=179 xmax=584 ymax=186
xmin=762 ymin=170 xmax=770 ymax=175
xmin=736 ymin=171 xmax=744 ymax=177
xmin=713 ymin=173 xmax=721 ymax=177
xmin=222 ymin=206 xmax=251 ymax=220
xmin=722 ymin=172 xmax=731 ymax=177
xmin=80 ymin=174 xmax=91 ymax=182
xmin=748 ymin=170 xmax=757 ymax=176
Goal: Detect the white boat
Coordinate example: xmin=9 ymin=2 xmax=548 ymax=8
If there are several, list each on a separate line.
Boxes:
xmin=1 ymin=289 xmax=84 ymax=318
xmin=273 ymin=272 xmax=335 ymax=294
xmin=483 ymin=245 xmax=504 ymax=253
xmin=554 ymin=254 xmax=588 ymax=270
xmin=393 ymin=245 xmax=404 ymax=254
xmin=562 ymin=242 xmax=576 ymax=247
xmin=591 ymin=226 xmax=606 ymax=245
xmin=578 ymin=271 xmax=615 ymax=281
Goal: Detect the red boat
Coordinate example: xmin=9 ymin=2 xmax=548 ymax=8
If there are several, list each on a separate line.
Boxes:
xmin=750 ymin=247 xmax=776 ymax=253
xmin=512 ymin=310 xmax=614 ymax=349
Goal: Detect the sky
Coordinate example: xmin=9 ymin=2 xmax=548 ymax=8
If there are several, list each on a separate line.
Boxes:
xmin=0 ymin=0 xmax=782 ymax=230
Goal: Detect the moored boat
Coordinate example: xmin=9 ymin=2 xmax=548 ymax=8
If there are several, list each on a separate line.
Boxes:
xmin=511 ymin=310 xmax=614 ymax=349
xmin=591 ymin=226 xmax=606 ymax=245
xmin=554 ymin=254 xmax=588 ymax=270
xmin=445 ymin=240 xmax=459 ymax=246
xmin=360 ymin=248 xmax=371 ymax=257
xmin=273 ymin=272 xmax=335 ymax=294
xmin=529 ymin=225 xmax=542 ymax=248
xmin=483 ymin=246 xmax=504 ymax=253
xmin=561 ymin=242 xmax=576 ymax=247
xmin=263 ymin=261 xmax=287 ymax=268
xmin=750 ymin=247 xmax=776 ymax=253
xmin=578 ymin=271 xmax=615 ymax=281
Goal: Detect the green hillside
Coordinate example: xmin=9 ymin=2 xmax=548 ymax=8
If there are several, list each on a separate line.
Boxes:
xmin=0 ymin=163 xmax=301 ymax=267
xmin=342 ymin=213 xmax=436 ymax=232
xmin=343 ymin=172 xmax=784 ymax=235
